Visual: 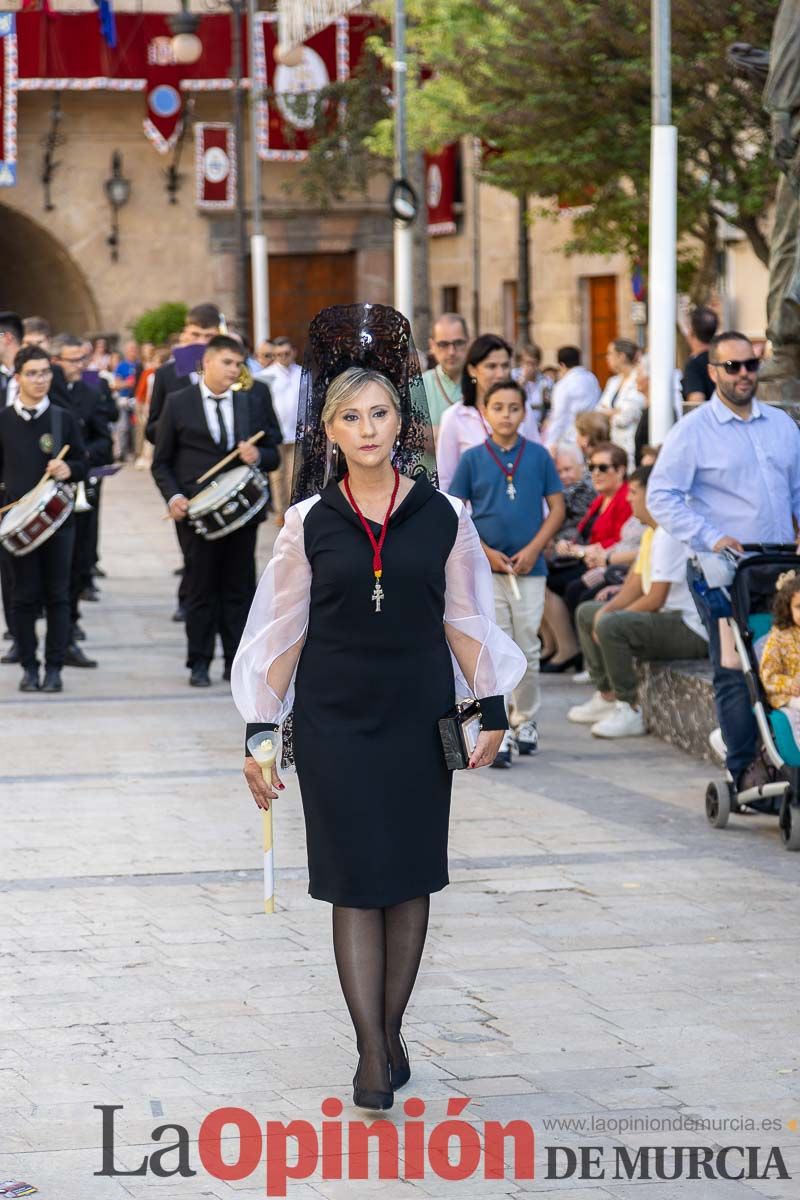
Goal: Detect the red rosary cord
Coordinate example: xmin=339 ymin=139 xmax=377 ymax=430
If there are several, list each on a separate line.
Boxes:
xmin=343 ymin=467 xmax=401 ymax=578
xmin=483 ymin=436 xmax=526 ymax=480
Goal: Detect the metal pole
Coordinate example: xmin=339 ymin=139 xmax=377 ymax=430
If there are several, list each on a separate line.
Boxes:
xmin=230 ymin=0 xmax=250 ymax=334
xmin=471 ymin=137 xmax=480 ymax=336
xmin=648 ymin=0 xmax=677 ymax=444
xmin=393 ymin=0 xmax=413 ymax=325
xmin=516 ymin=193 xmax=531 ymax=344
xmin=248 ymin=0 xmax=269 ymax=343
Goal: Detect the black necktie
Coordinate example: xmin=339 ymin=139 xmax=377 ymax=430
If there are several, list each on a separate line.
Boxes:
xmin=212 ymin=397 xmax=228 ymax=449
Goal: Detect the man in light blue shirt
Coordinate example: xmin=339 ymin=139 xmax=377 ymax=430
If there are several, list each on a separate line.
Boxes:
xmin=648 ymin=330 xmax=800 ymax=793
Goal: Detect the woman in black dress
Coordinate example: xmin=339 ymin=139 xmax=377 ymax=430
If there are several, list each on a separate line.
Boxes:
xmin=232 ymin=304 xmax=525 ymax=1111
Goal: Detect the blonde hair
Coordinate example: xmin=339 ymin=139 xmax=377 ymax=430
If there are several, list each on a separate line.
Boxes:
xmin=322 ymin=367 xmax=402 ymax=427
xmin=575 ymin=410 xmax=611 ymax=447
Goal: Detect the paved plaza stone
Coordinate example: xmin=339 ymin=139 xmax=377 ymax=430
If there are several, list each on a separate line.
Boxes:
xmin=1 ymin=469 xmax=799 ymax=1199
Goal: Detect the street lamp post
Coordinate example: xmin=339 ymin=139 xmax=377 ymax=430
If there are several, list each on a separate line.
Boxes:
xmin=104 ymin=150 xmax=131 ymax=263
xmin=392 ymin=0 xmax=415 ymax=327
xmin=248 ymin=0 xmax=270 ymax=344
xmin=229 ymin=0 xmax=250 ymax=335
xmin=648 ymin=0 xmax=677 ymax=443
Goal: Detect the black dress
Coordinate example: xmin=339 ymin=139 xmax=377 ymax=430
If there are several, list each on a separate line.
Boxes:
xmin=232 ymin=475 xmax=524 ymax=909
xmin=294 ymin=478 xmax=457 ymax=907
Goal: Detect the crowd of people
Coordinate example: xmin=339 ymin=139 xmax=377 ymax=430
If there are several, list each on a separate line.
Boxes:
xmin=4 ymin=295 xmax=798 ymax=807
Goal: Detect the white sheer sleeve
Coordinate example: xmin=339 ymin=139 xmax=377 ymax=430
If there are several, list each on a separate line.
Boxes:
xmin=231 ymin=499 xmax=314 ymax=726
xmin=443 ymin=497 xmax=527 ymax=704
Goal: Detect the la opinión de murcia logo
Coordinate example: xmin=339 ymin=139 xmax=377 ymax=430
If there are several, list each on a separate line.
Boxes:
xmin=94 ymin=1103 xmax=791 ymax=1195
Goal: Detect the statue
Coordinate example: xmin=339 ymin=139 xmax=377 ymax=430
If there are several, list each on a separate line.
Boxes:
xmin=730 ymin=0 xmax=800 ymax=397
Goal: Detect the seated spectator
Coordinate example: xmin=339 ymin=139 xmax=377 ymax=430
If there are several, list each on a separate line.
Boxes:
xmin=760 ymin=572 xmax=800 ymax=739
xmin=542 ymin=443 xmax=636 ymax=672
xmin=598 ymin=339 xmax=645 ymax=468
xmin=554 ymin=443 xmax=595 ymax=542
xmin=539 ymin=444 xmax=595 ymax=663
xmin=568 ymin=465 xmax=708 ymax=737
xmin=575 ymin=410 xmax=611 ymax=461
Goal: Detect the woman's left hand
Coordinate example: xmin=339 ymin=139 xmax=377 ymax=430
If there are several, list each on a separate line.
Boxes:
xmin=468 ymin=730 xmax=505 ymax=769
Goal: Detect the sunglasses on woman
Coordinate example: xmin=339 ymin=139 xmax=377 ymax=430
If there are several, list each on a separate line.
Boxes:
xmin=710 ymin=358 xmax=760 ymax=375
xmin=589 ymin=462 xmax=614 ymax=474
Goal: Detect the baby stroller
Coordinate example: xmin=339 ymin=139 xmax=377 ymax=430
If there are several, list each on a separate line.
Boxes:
xmin=702 ymin=544 xmax=800 ymax=850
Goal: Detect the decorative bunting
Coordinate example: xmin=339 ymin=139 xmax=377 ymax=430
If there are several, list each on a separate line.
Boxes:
xmin=425 ymin=144 xmax=460 ymax=237
xmin=0 ymin=15 xmax=17 ymax=187
xmin=195 ymin=122 xmax=236 ymax=210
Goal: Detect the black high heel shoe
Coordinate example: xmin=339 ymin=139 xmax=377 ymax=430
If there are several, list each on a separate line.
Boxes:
xmin=389 ymin=1034 xmax=411 ymax=1090
xmin=540 ymin=652 xmax=583 ymax=674
xmin=353 ymin=1059 xmax=394 ymax=1111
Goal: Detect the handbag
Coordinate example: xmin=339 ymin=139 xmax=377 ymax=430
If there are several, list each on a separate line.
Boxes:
xmin=438 ymin=700 xmax=482 ymax=770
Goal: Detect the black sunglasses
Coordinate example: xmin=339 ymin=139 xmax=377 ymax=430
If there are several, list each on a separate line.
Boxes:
xmin=710 ymin=358 xmax=760 ymax=375
xmin=589 ymin=462 xmax=614 ymax=473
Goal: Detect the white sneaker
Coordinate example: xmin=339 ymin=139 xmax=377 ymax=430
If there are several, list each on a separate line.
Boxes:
xmin=568 ymin=692 xmax=616 ymax=724
xmin=491 ymin=729 xmax=515 ymax=769
xmin=573 ymin=670 xmax=593 ymax=684
xmin=708 ymin=727 xmax=727 ymax=763
xmin=515 ymin=721 xmax=539 ymax=755
xmin=591 ymin=701 xmax=646 ymax=739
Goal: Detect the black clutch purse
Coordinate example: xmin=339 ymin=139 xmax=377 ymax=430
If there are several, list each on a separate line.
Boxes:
xmin=438 ymin=700 xmax=482 ymax=771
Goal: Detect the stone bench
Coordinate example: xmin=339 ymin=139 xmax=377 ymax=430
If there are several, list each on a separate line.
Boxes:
xmin=638 ymin=659 xmax=717 ymax=762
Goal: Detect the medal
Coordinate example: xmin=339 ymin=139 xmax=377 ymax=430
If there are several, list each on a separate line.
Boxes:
xmin=483 ymin=437 xmax=526 ymax=501
xmin=343 ymin=467 xmax=401 ymax=613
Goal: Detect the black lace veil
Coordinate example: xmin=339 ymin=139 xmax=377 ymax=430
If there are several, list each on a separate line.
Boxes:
xmin=290 ymin=303 xmax=438 ymax=503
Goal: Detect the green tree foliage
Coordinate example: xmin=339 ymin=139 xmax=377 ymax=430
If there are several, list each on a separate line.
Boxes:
xmin=357 ymin=0 xmax=781 ymax=294
xmin=131 ymin=302 xmax=187 ymax=346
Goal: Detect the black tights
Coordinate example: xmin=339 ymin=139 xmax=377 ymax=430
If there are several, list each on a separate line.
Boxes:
xmin=332 ymin=894 xmax=430 ymax=1093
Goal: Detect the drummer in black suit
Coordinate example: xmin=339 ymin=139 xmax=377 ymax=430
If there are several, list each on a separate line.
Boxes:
xmin=146 ymin=303 xmax=222 ymax=621
xmin=51 ymin=335 xmax=114 ymax=666
xmin=152 ymin=335 xmax=281 ymax=687
xmin=0 ymin=346 xmax=86 ymax=694
xmin=0 ymin=313 xmax=24 ymax=664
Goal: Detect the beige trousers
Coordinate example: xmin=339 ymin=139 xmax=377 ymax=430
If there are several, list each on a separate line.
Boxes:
xmin=492 ymin=573 xmax=546 ymax=725
xmin=269 ymin=443 xmax=296 ymax=523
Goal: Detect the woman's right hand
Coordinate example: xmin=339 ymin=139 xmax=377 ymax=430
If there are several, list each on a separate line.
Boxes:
xmin=243 ymin=757 xmax=284 ymax=810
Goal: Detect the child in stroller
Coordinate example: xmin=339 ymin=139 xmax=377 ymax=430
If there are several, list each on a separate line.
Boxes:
xmin=703 ymin=546 xmax=800 ymax=850
xmin=760 ymin=571 xmax=800 ymax=741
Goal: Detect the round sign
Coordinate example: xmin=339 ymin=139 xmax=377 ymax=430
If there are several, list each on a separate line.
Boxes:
xmin=204 ymin=146 xmax=230 ymax=184
xmin=427 ymin=163 xmax=443 ymax=211
xmin=274 ymin=47 xmax=330 ymax=131
xmin=149 ymin=84 xmax=181 ymax=119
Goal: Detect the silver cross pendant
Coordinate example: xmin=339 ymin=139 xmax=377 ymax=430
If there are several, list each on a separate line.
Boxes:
xmin=372 ymin=578 xmax=385 ymax=612
xmin=506 ymin=478 xmax=517 ymax=500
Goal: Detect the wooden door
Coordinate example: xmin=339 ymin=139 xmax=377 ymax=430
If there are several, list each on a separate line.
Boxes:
xmin=268 ymin=253 xmax=356 ymax=356
xmin=588 ymin=275 xmax=618 ymax=386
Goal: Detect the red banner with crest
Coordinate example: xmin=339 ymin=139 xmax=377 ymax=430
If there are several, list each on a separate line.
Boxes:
xmin=195 ymin=122 xmax=236 ymax=210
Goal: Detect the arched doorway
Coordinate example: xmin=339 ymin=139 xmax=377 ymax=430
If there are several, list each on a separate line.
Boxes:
xmin=0 ymin=204 xmax=99 ymax=333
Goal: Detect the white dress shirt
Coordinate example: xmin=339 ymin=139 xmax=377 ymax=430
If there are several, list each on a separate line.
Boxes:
xmin=544 ymin=365 xmax=601 ymax=448
xmin=200 ymin=381 xmax=234 ymax=451
xmin=259 ymin=362 xmax=301 ymax=444
xmin=647 ymin=392 xmax=800 ymax=552
xmin=13 ymin=396 xmax=50 ymax=421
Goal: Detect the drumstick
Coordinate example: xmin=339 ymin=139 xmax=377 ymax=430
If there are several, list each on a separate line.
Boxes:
xmin=195 ymin=431 xmax=265 ymax=485
xmin=0 ymin=444 xmax=71 ymax=515
xmin=162 ymin=432 xmax=266 ymax=519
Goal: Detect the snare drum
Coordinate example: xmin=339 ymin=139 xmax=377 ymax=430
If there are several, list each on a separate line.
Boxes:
xmin=0 ymin=477 xmax=75 ymax=557
xmin=187 ymin=465 xmax=268 ymax=541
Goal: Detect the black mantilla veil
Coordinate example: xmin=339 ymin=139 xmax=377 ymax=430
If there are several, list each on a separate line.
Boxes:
xmin=290 ymin=302 xmax=438 ymax=504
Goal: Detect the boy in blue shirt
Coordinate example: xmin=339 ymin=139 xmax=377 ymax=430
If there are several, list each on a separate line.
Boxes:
xmin=450 ymin=380 xmax=565 ymax=766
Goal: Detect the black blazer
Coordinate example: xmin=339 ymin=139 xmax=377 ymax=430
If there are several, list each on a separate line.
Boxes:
xmin=151 ymin=384 xmax=282 ymax=505
xmin=146 ymin=360 xmax=278 ymax=446
xmin=59 ymin=381 xmax=113 ymax=469
xmin=145 ymin=360 xmax=186 ymax=444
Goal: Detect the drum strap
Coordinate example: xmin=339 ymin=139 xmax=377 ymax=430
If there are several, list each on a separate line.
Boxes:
xmin=50 ymin=404 xmax=64 ymax=457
